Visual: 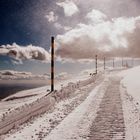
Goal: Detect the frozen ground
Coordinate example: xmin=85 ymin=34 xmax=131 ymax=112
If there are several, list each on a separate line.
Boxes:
xmin=1 ymin=67 xmax=140 ymax=140
xmin=119 ymin=66 xmax=140 ymax=140
xmin=0 ymin=74 xmax=90 ymax=121
xmin=0 ymin=72 xmax=100 ymax=136
xmin=119 ymin=66 xmax=140 ymax=106
xmin=1 ymin=74 xmax=105 ymax=140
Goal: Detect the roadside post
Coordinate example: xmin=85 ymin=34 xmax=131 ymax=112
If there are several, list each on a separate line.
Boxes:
xmin=104 ymin=57 xmax=106 ymax=70
xmin=51 ymin=36 xmax=54 ymax=92
xmin=95 ymin=55 xmax=97 ymax=74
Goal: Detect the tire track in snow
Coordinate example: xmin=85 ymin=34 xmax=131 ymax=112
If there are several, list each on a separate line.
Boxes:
xmin=120 ymin=83 xmax=140 ymax=140
xmin=2 ymin=75 xmax=104 ymax=140
xmin=44 ymin=78 xmax=109 ymax=140
xmin=88 ymin=77 xmax=125 ymax=140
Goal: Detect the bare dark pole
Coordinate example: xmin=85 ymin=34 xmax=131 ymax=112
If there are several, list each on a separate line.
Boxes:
xmin=104 ymin=57 xmax=105 ymax=70
xmin=51 ymin=36 xmax=54 ymax=92
xmin=95 ymin=55 xmax=97 ymax=74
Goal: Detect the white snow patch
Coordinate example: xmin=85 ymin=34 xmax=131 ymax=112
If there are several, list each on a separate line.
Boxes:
xmin=0 ymin=74 xmax=91 ymax=126
xmin=45 ymin=80 xmax=108 ymax=140
xmin=3 ymin=98 xmax=76 ymax=140
xmin=119 ymin=66 xmax=140 ymax=105
xmin=119 ymin=66 xmax=140 ymax=140
xmin=120 ymin=83 xmax=140 ymax=140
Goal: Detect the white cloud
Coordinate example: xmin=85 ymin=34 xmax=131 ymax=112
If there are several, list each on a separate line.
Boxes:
xmin=54 ymin=22 xmax=72 ymax=31
xmin=55 ymin=9 xmax=140 ymax=60
xmin=0 ymin=70 xmax=32 ymax=76
xmin=86 ymin=9 xmax=107 ymax=24
xmin=45 ymin=11 xmax=58 ymax=22
xmin=57 ymin=0 xmax=79 ymax=17
xmin=64 ymin=26 xmax=72 ymax=31
xmin=54 ymin=22 xmax=63 ymax=30
xmin=0 ymin=43 xmax=50 ymax=62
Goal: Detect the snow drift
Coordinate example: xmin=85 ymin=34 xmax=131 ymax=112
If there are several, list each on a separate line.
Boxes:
xmin=119 ymin=66 xmax=140 ymax=105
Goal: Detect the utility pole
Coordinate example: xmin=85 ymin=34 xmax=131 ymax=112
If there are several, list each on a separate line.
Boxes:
xmin=51 ymin=36 xmax=54 ymax=92
xmin=104 ymin=57 xmax=106 ymax=70
xmin=95 ymin=55 xmax=97 ymax=74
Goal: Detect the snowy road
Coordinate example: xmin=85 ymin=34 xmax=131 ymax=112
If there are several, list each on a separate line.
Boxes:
xmin=1 ymin=70 xmax=140 ymax=140
xmin=1 ymin=74 xmax=104 ymax=139
xmin=44 ymin=76 xmax=126 ymax=140
xmin=89 ymin=77 xmax=125 ymax=140
xmin=44 ymin=79 xmax=108 ymax=140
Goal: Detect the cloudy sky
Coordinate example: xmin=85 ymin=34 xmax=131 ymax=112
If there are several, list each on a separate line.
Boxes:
xmin=0 ymin=0 xmax=140 ymax=74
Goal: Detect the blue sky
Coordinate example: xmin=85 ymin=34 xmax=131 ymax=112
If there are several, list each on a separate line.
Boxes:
xmin=0 ymin=0 xmax=57 ymax=47
xmin=0 ymin=0 xmax=140 ymax=74
xmin=0 ymin=0 xmax=65 ymax=74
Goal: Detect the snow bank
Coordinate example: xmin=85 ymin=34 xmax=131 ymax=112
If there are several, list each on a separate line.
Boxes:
xmin=3 ymin=75 xmax=104 ymax=140
xmin=120 ymin=84 xmax=140 ymax=140
xmin=52 ymin=73 xmax=101 ymax=102
xmin=3 ymin=80 xmax=97 ymax=140
xmin=0 ymin=72 xmax=102 ymax=135
xmin=119 ymin=66 xmax=140 ymax=105
xmin=45 ymin=77 xmax=108 ymax=140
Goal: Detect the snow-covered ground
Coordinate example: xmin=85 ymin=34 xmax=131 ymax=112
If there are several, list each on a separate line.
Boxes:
xmin=2 ymin=73 xmax=90 ymax=101
xmin=119 ymin=66 xmax=140 ymax=140
xmin=0 ymin=72 xmax=100 ymax=137
xmin=45 ymin=80 xmax=108 ymax=140
xmin=0 ymin=73 xmax=91 ymax=121
xmin=119 ymin=66 xmax=140 ymax=106
xmin=1 ymin=66 xmax=140 ymax=139
xmin=2 ymin=74 xmax=106 ymax=140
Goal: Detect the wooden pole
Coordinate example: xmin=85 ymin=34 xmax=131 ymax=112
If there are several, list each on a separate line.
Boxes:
xmin=51 ymin=36 xmax=54 ymax=92
xmin=95 ymin=55 xmax=97 ymax=74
